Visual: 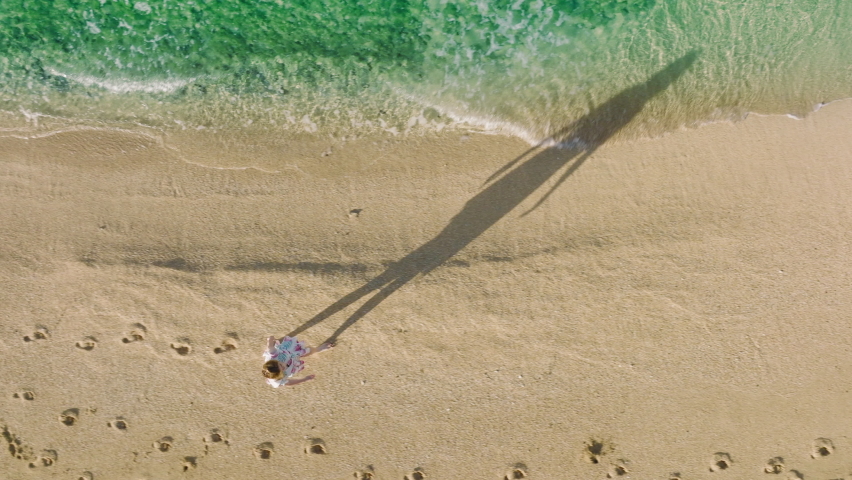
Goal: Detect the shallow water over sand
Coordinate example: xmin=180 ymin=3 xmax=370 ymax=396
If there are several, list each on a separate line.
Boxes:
xmin=2 ymin=0 xmax=851 ymax=145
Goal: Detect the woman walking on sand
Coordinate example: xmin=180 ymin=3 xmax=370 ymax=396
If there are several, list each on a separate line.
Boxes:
xmin=262 ymin=336 xmax=334 ymax=388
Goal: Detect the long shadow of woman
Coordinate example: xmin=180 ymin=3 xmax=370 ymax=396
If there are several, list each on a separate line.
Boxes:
xmin=288 ymin=51 xmax=698 ymax=343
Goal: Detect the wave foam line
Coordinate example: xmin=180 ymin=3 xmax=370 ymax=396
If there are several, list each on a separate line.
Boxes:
xmin=45 ymin=68 xmax=194 ymax=94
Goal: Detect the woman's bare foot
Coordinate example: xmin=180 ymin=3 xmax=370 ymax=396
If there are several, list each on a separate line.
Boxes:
xmin=315 ymin=342 xmax=335 ymax=353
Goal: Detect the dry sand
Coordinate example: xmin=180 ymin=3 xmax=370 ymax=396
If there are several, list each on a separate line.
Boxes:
xmin=1 ymin=100 xmax=852 ymax=480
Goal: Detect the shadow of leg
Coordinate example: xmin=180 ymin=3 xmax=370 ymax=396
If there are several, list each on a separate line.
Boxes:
xmin=286 ymin=281 xmax=383 ymax=337
xmin=326 ymin=276 xmax=410 ymax=344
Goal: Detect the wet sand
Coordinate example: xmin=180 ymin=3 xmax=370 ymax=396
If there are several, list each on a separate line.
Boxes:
xmin=1 ymin=99 xmax=852 ymax=479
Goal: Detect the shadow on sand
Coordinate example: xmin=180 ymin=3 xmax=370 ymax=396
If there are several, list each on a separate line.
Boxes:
xmin=288 ymin=51 xmax=698 ymax=343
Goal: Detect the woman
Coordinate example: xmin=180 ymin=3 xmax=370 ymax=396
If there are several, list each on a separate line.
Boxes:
xmin=262 ymin=336 xmax=334 ymax=388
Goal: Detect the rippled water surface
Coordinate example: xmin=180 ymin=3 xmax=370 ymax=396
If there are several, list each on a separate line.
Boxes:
xmin=2 ymin=0 xmax=851 ymax=143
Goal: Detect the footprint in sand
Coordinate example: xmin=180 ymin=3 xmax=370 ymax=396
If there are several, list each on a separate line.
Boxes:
xmin=204 ymin=429 xmax=228 ymax=445
xmin=2 ymin=430 xmax=58 ymax=470
xmin=23 ymin=327 xmax=49 ymax=342
xmin=764 ymin=457 xmax=786 ymax=474
xmin=121 ymin=324 xmax=146 ymax=344
xmin=214 ymin=334 xmax=238 ymax=354
xmin=170 ymin=339 xmax=192 ymax=356
xmin=12 ymin=391 xmax=35 ymax=401
xmin=28 ymin=449 xmax=58 ymax=469
xmin=182 ymin=456 xmax=197 ymax=472
xmin=765 ymin=456 xmax=806 ymax=479
xmin=404 ymin=468 xmax=427 ymax=480
xmin=607 ymin=459 xmax=630 ymax=478
xmin=710 ymin=452 xmax=733 ymax=472
xmin=305 ymin=438 xmax=327 ymax=454
xmin=354 ymin=465 xmax=375 ymax=479
xmin=811 ymin=437 xmax=835 ymax=458
xmin=108 ymin=417 xmax=129 ymax=431
xmin=75 ymin=336 xmax=98 ymax=351
xmin=254 ymin=442 xmax=274 ymax=460
xmin=504 ymin=463 xmax=528 ymax=479
xmin=77 ymin=472 xmax=94 ymax=480
xmin=59 ymin=408 xmax=80 ymax=426
xmin=583 ymin=438 xmax=610 ymax=464
xmin=153 ymin=436 xmax=174 ymax=452
xmin=3 ymin=427 xmax=35 ymax=462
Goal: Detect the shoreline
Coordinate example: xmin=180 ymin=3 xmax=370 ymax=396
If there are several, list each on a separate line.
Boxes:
xmin=2 ymin=97 xmax=852 ymax=479
xmin=4 ymin=94 xmax=852 ymax=156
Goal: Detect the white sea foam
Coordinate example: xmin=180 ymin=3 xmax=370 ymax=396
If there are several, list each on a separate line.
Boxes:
xmin=398 ymin=86 xmax=852 ymax=149
xmin=393 ymin=88 xmax=547 ymax=146
xmin=133 ymin=1 xmax=152 ymax=14
xmin=45 ymin=68 xmax=194 ymax=94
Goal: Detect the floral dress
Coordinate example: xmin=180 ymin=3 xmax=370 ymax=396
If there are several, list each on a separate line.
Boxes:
xmin=263 ymin=336 xmax=310 ymax=388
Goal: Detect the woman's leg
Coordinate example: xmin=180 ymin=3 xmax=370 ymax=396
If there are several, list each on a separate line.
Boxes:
xmin=301 ymin=341 xmax=335 ymax=358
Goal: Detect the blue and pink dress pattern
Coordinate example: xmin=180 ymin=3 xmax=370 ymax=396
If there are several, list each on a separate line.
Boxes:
xmin=263 ymin=336 xmax=310 ymax=388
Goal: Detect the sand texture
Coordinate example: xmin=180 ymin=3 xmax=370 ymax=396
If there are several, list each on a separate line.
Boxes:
xmin=2 ymin=99 xmax=852 ymax=479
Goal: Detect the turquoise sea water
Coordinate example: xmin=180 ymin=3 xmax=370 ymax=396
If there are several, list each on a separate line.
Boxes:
xmin=2 ymin=0 xmax=851 ymax=143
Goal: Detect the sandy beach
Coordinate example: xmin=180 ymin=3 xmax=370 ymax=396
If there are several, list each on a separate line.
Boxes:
xmin=2 ymin=98 xmax=852 ymax=480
